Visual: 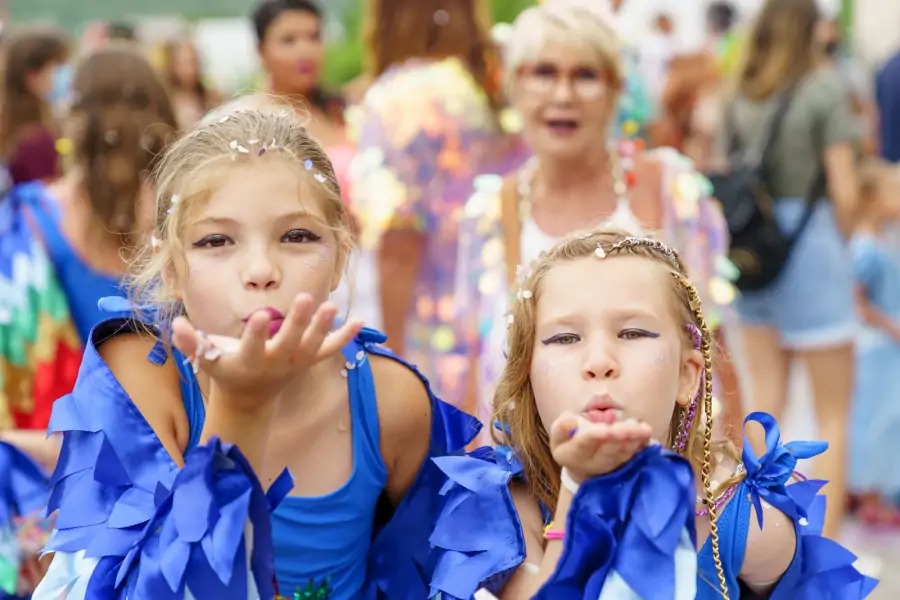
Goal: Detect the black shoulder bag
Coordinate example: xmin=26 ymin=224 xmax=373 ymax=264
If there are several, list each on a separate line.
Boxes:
xmin=708 ymin=88 xmax=824 ymax=292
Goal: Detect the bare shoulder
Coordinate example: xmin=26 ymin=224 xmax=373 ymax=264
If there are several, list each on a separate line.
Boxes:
xmin=510 ymin=483 xmax=545 ymax=547
xmin=97 ymin=331 xmax=189 ymax=463
xmin=370 ymin=354 xmax=432 ymax=503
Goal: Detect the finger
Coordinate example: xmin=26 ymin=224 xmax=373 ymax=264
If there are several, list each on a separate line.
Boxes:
xmin=238 ymin=311 xmax=270 ymax=363
xmin=549 ymin=412 xmax=582 ymax=448
xmin=315 ymin=317 xmax=364 ymax=361
xmin=300 ymin=302 xmax=338 ymax=359
xmin=270 ymin=294 xmax=314 ymax=355
xmin=171 ymin=316 xmax=200 ymax=358
xmin=573 ymin=422 xmax=612 ymax=455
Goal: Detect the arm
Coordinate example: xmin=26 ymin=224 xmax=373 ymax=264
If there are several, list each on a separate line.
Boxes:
xmin=379 ymin=230 xmax=424 ymax=356
xmin=739 ymin=502 xmax=797 ymax=594
xmin=855 ymin=285 xmax=900 ymax=339
xmin=818 ymin=72 xmax=862 ymax=238
xmin=0 ymin=430 xmax=61 ymax=471
xmin=499 ymin=484 xmax=572 ymax=599
xmin=372 ymin=354 xmax=432 ymax=504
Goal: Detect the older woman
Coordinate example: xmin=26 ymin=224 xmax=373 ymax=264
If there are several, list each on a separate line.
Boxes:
xmin=456 ymin=0 xmax=741 ymax=435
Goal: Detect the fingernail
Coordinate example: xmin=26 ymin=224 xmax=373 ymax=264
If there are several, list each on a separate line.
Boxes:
xmin=623 ymin=418 xmax=637 ymax=426
xmin=569 ymin=427 xmax=578 ymax=438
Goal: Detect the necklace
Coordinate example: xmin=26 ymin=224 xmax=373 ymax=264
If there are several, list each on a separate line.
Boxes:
xmin=517 ymin=140 xmax=642 ymax=235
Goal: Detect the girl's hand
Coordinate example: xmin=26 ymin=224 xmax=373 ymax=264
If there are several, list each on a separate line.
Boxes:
xmin=171 ymin=293 xmax=363 ymax=412
xmin=549 ymin=412 xmax=653 ymax=484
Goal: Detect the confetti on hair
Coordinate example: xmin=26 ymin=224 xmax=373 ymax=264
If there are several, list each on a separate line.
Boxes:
xmin=150 ymin=235 xmax=161 ymax=252
xmin=314 ymin=173 xmax=327 ymax=183
xmin=304 ymin=158 xmax=314 ymax=171
xmin=166 ymin=194 xmax=181 ymax=215
xmin=218 ymin=115 xmax=230 ymax=123
xmin=229 ymin=140 xmax=250 ymax=154
xmin=594 ymin=244 xmax=607 ymax=258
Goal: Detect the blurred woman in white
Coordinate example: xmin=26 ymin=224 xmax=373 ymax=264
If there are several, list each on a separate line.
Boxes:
xmin=455 ymin=0 xmax=742 ymax=437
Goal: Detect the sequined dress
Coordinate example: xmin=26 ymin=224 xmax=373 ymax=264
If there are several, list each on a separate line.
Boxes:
xmin=455 ymin=148 xmax=737 ymax=429
xmin=348 ymin=57 xmax=527 ymax=405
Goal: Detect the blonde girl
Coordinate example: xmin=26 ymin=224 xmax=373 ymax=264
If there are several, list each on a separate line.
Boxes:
xmin=31 ymin=108 xmax=523 ymax=600
xmin=489 ymin=229 xmax=875 ymax=599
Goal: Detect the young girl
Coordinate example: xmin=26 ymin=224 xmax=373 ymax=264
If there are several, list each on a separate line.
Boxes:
xmin=849 ymin=159 xmax=900 ymax=526
xmin=31 ymin=108 xmax=523 ymax=600
xmin=487 ymin=229 xmax=876 ymax=598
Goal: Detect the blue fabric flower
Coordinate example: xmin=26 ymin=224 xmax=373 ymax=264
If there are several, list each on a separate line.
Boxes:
xmin=535 ymin=445 xmax=696 ymax=600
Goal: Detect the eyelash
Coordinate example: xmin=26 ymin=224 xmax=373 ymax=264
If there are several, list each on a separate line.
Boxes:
xmin=541 ymin=329 xmax=659 ymax=345
xmin=192 ymin=229 xmax=322 ymax=249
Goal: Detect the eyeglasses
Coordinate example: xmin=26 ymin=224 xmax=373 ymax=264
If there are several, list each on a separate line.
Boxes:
xmin=517 ymin=63 xmax=612 ymax=101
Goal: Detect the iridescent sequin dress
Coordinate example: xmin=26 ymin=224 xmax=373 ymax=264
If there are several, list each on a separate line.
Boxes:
xmin=456 ymin=148 xmax=738 ymax=429
xmin=348 ymin=57 xmax=526 ymax=404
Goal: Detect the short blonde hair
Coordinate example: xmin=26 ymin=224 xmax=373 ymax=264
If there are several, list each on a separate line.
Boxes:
xmin=503 ymin=0 xmax=624 ymax=95
xmin=129 ymin=108 xmax=353 ymax=331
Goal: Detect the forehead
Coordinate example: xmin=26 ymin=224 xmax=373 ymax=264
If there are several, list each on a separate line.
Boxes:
xmin=525 ymin=37 xmax=605 ymax=69
xmin=537 ymin=256 xmax=675 ymax=320
xmin=191 ymin=159 xmax=329 ymax=222
xmin=267 ymin=10 xmax=320 ymax=36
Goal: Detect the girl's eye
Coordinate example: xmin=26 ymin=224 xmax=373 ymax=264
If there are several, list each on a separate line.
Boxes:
xmin=192 ymin=234 xmax=231 ymax=248
xmin=282 ymin=228 xmax=322 ymax=244
xmin=542 ymin=333 xmax=580 ymax=346
xmin=619 ymin=329 xmax=659 ymax=340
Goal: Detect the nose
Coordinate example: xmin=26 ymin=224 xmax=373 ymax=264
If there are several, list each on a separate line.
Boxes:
xmin=242 ymin=245 xmax=282 ymax=291
xmin=582 ymin=341 xmax=618 ymax=380
xmin=551 ymin=74 xmax=575 ymax=103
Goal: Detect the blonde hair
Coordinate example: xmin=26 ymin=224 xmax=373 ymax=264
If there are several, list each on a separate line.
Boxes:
xmin=503 ymin=0 xmax=625 ymax=96
xmin=128 ymin=108 xmax=353 ymax=331
xmin=491 ymin=229 xmax=742 ymax=599
xmin=736 ymin=0 xmax=821 ymax=101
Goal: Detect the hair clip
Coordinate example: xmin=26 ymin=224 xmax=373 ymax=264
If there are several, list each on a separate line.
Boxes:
xmin=609 ymin=236 xmax=680 ymax=268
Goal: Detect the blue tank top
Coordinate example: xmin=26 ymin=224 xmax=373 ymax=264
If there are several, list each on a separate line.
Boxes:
xmin=160 ymin=334 xmax=388 ymax=600
xmin=26 ymin=184 xmax=122 ymax=342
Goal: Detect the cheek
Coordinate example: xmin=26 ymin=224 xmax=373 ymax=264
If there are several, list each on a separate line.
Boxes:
xmin=626 ymin=347 xmax=681 ymax=439
xmin=529 ymin=348 xmax=579 ymax=429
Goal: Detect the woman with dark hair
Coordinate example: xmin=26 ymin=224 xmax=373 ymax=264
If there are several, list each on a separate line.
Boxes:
xmin=162 ymin=33 xmax=222 ymax=130
xmin=0 ymin=26 xmax=69 ymax=186
xmin=350 ymin=0 xmax=525 ymax=405
xmin=721 ymin=0 xmax=859 ymax=538
xmin=251 ymin=0 xmax=344 ymax=147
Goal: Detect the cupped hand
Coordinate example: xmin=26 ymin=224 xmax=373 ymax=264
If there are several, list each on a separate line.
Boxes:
xmin=549 ymin=411 xmax=654 ymax=484
xmin=171 ymin=294 xmax=363 ymax=411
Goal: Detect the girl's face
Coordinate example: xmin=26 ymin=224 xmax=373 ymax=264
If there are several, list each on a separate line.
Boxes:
xmin=513 ymin=39 xmax=618 ymax=160
xmin=171 ymin=41 xmax=200 ymax=89
xmin=258 ymin=9 xmax=323 ymax=94
xmin=529 ymin=256 xmax=702 ymax=442
xmin=173 ymin=159 xmax=342 ymax=338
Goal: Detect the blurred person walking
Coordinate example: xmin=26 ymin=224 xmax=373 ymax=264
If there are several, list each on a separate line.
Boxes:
xmin=717 ymin=0 xmax=860 ymax=538
xmin=348 ymin=0 xmax=525 ymax=403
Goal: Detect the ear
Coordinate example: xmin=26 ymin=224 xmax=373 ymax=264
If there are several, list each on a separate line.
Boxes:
xmin=676 ymin=348 xmax=703 ymax=408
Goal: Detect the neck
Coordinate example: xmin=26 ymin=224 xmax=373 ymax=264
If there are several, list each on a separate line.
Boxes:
xmin=533 ymin=146 xmax=611 ymax=199
xmin=274 ymin=352 xmax=344 ymax=419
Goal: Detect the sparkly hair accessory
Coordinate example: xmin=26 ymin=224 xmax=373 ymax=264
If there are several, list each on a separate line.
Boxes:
xmin=673 ymin=324 xmax=704 ymax=452
xmin=166 ymin=194 xmax=180 ymax=215
xmin=605 ymin=236 xmax=681 ymax=269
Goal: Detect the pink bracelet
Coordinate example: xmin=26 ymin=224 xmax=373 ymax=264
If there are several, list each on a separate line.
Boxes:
xmin=543 ymin=521 xmax=566 ymax=540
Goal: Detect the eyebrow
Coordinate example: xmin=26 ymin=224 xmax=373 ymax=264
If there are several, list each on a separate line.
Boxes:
xmin=191 ymin=210 xmax=327 ymax=229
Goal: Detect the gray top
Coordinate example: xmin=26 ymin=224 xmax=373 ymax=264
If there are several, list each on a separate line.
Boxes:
xmin=721 ymin=67 xmax=860 ymax=198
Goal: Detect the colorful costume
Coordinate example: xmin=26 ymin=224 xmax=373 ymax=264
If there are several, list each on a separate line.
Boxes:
xmin=0 ymin=183 xmax=82 ymax=432
xmin=456 ymin=149 xmax=737 ymax=429
xmin=347 ymin=57 xmax=526 ymax=405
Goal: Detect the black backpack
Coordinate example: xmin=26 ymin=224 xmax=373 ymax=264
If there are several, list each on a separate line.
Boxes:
xmin=708 ymin=87 xmax=824 ymax=292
